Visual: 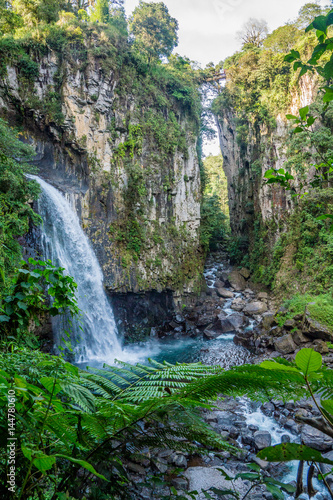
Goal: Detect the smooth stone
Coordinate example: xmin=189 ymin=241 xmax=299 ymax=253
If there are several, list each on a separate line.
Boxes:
xmin=243 ymin=301 xmax=268 ymax=315
xmin=216 ymin=287 xmax=234 ymax=299
xmin=253 ymin=430 xmax=271 ymax=450
xmin=228 ymin=270 xmax=246 ymax=291
xmin=301 ymin=424 xmax=333 ymax=451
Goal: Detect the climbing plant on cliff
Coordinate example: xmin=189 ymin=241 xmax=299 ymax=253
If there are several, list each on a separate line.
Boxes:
xmin=0 ymin=118 xmax=40 ymax=289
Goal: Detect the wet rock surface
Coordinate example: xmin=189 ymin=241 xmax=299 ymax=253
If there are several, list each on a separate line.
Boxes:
xmin=125 ymin=251 xmax=333 ymax=499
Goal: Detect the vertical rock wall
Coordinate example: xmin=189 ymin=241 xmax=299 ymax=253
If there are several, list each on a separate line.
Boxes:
xmin=0 ymin=47 xmax=204 ymax=327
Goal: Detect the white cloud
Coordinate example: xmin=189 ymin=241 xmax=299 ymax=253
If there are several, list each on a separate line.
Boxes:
xmin=125 ymin=0 xmax=318 ymax=66
xmin=124 ymin=0 xmax=328 ymax=156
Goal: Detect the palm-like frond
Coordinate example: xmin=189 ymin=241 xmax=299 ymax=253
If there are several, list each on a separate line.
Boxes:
xmin=84 ymin=360 xmax=223 ymax=403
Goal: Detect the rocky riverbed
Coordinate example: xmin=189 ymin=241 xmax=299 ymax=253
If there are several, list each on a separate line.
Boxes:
xmin=125 ymin=252 xmax=333 ymax=499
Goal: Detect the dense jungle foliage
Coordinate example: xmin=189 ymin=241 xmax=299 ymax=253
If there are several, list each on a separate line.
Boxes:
xmin=200 ymin=154 xmax=229 ymax=251
xmin=213 ymin=3 xmax=333 ymax=300
xmin=3 ymin=2 xmax=333 ymax=500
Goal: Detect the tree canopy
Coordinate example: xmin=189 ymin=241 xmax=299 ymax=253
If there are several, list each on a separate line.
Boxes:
xmin=237 ymin=17 xmax=269 ymax=48
xmin=129 ymin=1 xmax=179 ymax=62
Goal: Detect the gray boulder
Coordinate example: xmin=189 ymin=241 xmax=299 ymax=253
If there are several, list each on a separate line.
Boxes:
xmin=239 ymin=267 xmax=251 ymax=279
xmin=184 ymin=466 xmax=256 ymax=500
xmin=261 ymin=312 xmax=275 ymax=330
xmin=228 ymin=312 xmax=247 ymax=331
xmin=244 ymin=301 xmax=268 ymax=316
xmin=171 ymin=477 xmax=189 ymax=490
xmin=228 ymin=270 xmax=246 ymax=291
xmin=274 ymin=334 xmax=297 ymax=354
xmin=231 ymin=298 xmax=246 ymax=311
xmin=284 ymin=319 xmax=296 ymax=329
xmin=127 ymin=462 xmax=146 ymax=475
xmin=216 ymin=288 xmax=234 ymax=299
xmin=313 ymin=339 xmax=329 ymax=354
xmin=254 ymin=431 xmax=271 ymax=450
xmin=304 ymin=308 xmax=333 ymax=341
xmin=292 ymin=330 xmax=311 ymax=345
xmin=203 ymin=329 xmax=220 ymax=340
xmin=171 ymin=453 xmax=187 ymax=468
xmin=301 ymin=424 xmax=333 ymax=451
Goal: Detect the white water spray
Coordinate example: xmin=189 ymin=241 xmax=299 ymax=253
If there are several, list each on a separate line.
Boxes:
xmin=31 ymin=175 xmax=123 ymax=363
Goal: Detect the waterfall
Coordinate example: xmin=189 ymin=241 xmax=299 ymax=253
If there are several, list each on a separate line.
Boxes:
xmin=30 ymin=175 xmax=123 ymax=363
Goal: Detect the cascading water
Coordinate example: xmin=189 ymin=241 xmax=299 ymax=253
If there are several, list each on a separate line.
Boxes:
xmin=30 ymin=175 xmax=123 ymax=363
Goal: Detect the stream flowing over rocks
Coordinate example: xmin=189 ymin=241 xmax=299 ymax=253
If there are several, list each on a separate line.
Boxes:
xmin=127 ymin=251 xmax=332 ymax=500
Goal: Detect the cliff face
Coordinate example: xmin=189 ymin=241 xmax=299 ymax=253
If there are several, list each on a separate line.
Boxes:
xmin=215 ymin=73 xmax=318 ymax=248
xmin=0 ymin=45 xmax=204 ymax=324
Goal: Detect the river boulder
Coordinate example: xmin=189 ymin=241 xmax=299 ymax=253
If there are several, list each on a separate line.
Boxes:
xmin=253 ymin=430 xmax=271 ymax=450
xmin=292 ymin=330 xmax=311 ymax=345
xmin=227 ymin=312 xmax=247 ymax=331
xmin=216 ymin=315 xmax=236 ymax=333
xmin=228 ymin=270 xmax=246 ymax=291
xmin=216 ymin=288 xmax=234 ymax=299
xmin=301 ymin=425 xmax=333 ymax=451
xmin=304 ymin=307 xmax=333 ymax=341
xmin=274 ymin=334 xmax=297 ymax=354
xmin=261 ymin=312 xmax=275 ymax=330
xmin=312 ymin=339 xmax=329 ymax=354
xmin=231 ymin=297 xmax=246 ymax=311
xmin=184 ymin=466 xmax=259 ymax=499
xmin=243 ymin=301 xmax=268 ymax=315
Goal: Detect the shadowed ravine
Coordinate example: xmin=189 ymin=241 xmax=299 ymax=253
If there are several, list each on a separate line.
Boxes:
xmin=32 ymin=176 xmax=329 ymax=499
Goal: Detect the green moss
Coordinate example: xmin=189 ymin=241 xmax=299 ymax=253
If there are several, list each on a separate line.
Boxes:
xmin=277 ymin=294 xmax=333 ymax=332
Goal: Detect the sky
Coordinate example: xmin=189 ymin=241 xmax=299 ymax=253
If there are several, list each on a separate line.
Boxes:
xmin=124 ymin=0 xmax=329 ymax=155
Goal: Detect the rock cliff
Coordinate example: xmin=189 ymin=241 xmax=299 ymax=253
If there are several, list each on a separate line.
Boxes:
xmin=0 ymin=37 xmax=204 ymax=327
xmin=215 ymin=73 xmax=317 ymax=243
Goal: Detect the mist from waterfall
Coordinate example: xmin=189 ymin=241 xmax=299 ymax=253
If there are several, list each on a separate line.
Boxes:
xmin=31 ymin=175 xmax=123 ymax=363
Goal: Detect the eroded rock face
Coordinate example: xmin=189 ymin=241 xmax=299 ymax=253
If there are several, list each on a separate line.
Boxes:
xmin=214 ymin=74 xmax=318 ymax=277
xmin=0 ymin=51 xmax=204 ymax=322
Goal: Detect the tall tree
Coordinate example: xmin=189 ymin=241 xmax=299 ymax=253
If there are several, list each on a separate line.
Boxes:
xmin=0 ymin=0 xmax=23 ymax=33
xmin=129 ymin=1 xmax=178 ymax=62
xmin=93 ymin=0 xmax=109 ymax=23
xmin=295 ymin=2 xmax=324 ymax=28
xmin=12 ymin=0 xmax=66 ymax=25
xmin=237 ymin=17 xmax=268 ymax=48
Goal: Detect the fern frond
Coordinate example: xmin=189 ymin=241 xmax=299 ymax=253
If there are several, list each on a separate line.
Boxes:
xmin=59 ymin=382 xmax=96 ymax=413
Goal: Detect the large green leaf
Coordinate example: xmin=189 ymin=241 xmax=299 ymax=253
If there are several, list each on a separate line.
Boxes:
xmin=34 ymin=454 xmax=56 ymax=472
xmin=295 ymin=348 xmax=322 ymax=375
xmin=257 ymin=443 xmax=333 ymax=464
xmin=260 ymin=361 xmax=299 ymax=372
xmin=265 ymin=483 xmax=284 ymax=500
xmin=299 ymin=106 xmax=309 ymax=121
xmin=40 ymin=377 xmax=62 ymax=396
xmin=321 ymin=399 xmax=333 ymax=416
xmin=264 ymin=477 xmax=296 ymax=494
xmin=21 ymin=446 xmax=56 ymax=472
xmin=55 ymin=455 xmax=108 ymax=481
